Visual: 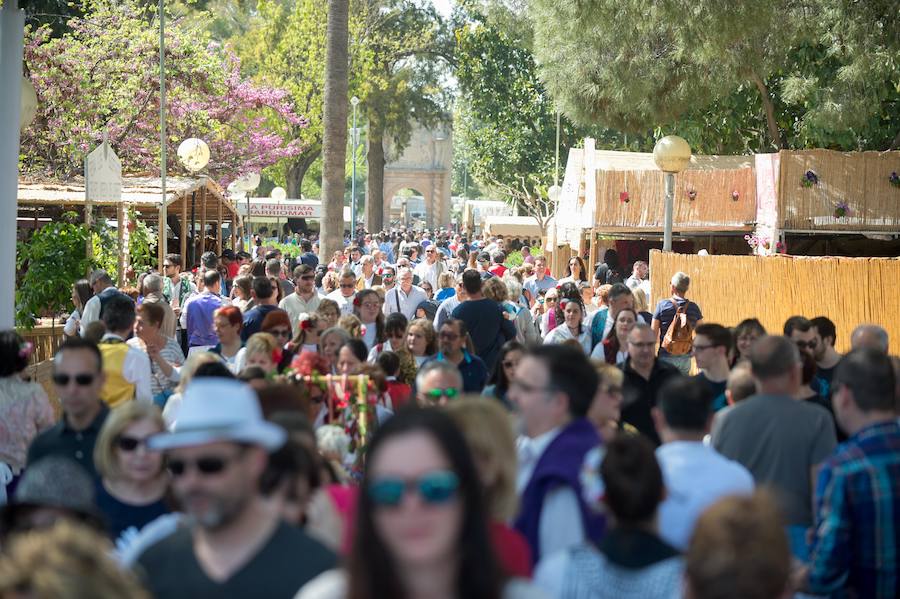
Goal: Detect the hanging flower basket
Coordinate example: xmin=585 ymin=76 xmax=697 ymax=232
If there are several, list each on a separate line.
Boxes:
xmin=801 ymin=170 xmax=818 ymax=188
xmin=619 ymin=191 xmax=630 ymax=203
xmin=686 ymin=188 xmax=697 ymax=201
xmin=731 ymin=190 xmax=740 ymax=201
xmin=890 ymin=171 xmax=900 ymax=189
xmin=833 ymin=201 xmax=851 ymax=219
xmin=775 ymin=241 xmax=786 ymax=254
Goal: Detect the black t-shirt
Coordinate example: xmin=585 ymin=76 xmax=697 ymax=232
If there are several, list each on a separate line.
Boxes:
xmin=95 ymin=482 xmax=169 ymax=542
xmin=694 ymin=372 xmax=728 ymax=411
xmin=621 ymin=358 xmax=683 ymax=445
xmin=136 ymin=521 xmax=336 ymax=599
xmin=241 ymin=304 xmax=282 ymax=341
xmin=451 ymin=298 xmax=516 ymax=372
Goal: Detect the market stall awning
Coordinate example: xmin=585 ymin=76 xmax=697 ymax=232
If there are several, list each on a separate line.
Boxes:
xmin=483 ymin=216 xmax=543 ymax=238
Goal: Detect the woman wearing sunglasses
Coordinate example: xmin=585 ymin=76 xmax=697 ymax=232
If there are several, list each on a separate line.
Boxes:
xmin=93 ymin=402 xmax=170 ymax=543
xmin=482 ymin=340 xmax=525 ymax=408
xmin=297 ymin=408 xmax=547 ymax=599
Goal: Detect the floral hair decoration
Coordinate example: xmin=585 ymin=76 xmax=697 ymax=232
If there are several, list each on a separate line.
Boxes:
xmin=272 ymin=347 xmax=283 ymax=364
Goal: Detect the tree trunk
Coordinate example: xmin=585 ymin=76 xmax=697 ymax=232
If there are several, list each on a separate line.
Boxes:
xmin=286 ymin=144 xmax=321 ymax=199
xmin=750 ymin=70 xmax=784 ymax=151
xmin=366 ymin=128 xmax=386 ymax=233
xmin=320 ymin=0 xmax=350 ymax=259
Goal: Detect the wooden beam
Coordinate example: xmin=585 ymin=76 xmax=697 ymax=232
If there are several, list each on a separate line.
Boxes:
xmin=180 ymin=193 xmax=187 ymax=269
xmin=199 ymin=184 xmax=207 ymax=260
xmin=217 ymin=189 xmax=223 ymax=255
xmin=116 ymin=202 xmax=125 ymax=287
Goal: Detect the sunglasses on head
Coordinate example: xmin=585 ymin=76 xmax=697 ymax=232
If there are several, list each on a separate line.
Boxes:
xmin=167 ymin=450 xmax=245 ymax=478
xmin=368 ymin=470 xmax=459 ymax=507
xmin=52 ymin=373 xmax=95 ymax=386
xmin=116 ymin=435 xmax=151 ymax=452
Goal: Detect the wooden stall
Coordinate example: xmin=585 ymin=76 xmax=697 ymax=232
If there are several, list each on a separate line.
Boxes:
xmin=553 ymin=140 xmax=758 ymax=271
xmin=649 ymin=250 xmax=900 ymax=354
xmin=18 ymin=176 xmax=242 ymax=277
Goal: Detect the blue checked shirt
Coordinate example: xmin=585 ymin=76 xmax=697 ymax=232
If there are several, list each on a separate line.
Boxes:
xmin=807 ymin=420 xmax=900 ymax=598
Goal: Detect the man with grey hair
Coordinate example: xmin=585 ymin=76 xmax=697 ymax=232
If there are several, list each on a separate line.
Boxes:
xmin=355 ymin=254 xmax=382 ymax=290
xmin=79 ymin=269 xmax=121 ymax=336
xmin=325 ymin=268 xmax=358 ymax=316
xmin=141 ymin=274 xmax=176 ymax=339
xmin=415 ymin=360 xmax=464 ymax=407
xmin=711 ymin=335 xmax=836 ymax=560
xmin=850 ymin=324 xmax=889 ymax=354
xmin=383 ymin=266 xmax=427 ymax=320
xmin=651 ymin=271 xmax=703 ymax=374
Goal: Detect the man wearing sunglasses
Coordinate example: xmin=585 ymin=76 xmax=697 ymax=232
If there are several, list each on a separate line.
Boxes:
xmin=27 ymin=339 xmax=109 ymax=479
xmin=415 ymin=361 xmax=464 ymax=407
xmin=429 ymin=319 xmax=488 ymax=393
xmin=137 ymin=379 xmax=335 ymax=597
xmin=784 ymin=315 xmax=830 ymax=397
xmin=325 ymin=268 xmax=359 ymax=316
xmin=279 ymin=264 xmax=322 ymax=338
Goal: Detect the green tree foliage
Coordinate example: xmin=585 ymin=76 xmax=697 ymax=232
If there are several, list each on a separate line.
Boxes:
xmin=16 ymin=213 xmax=94 ymax=328
xmin=528 ymin=0 xmax=900 ymax=152
xmin=453 ymin=1 xmax=650 ymax=222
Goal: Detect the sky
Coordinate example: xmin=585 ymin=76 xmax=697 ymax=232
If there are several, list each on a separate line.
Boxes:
xmin=431 ymin=0 xmax=454 ymax=18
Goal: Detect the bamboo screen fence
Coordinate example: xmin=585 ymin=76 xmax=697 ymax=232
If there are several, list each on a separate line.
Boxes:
xmin=595 ymin=167 xmax=757 ymax=231
xmin=649 ymin=250 xmax=900 ymax=353
xmin=779 ymin=149 xmax=900 ymax=231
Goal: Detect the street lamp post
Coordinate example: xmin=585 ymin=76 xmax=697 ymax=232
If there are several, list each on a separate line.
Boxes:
xmin=177 ymin=138 xmax=210 ymax=264
xmin=350 ymin=96 xmax=360 ymax=241
xmin=652 ymin=135 xmax=691 ymax=252
xmin=234 ymin=172 xmax=260 ymax=248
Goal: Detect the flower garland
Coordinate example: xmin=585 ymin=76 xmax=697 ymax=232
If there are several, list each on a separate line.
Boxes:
xmin=889 ymin=171 xmax=900 ymax=189
xmin=619 ymin=191 xmax=630 ymax=204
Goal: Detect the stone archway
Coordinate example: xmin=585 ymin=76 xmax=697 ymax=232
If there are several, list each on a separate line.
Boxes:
xmin=381 ymin=125 xmax=452 ymax=229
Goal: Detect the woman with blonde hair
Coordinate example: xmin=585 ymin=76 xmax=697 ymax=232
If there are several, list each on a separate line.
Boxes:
xmin=244 ymin=332 xmax=281 ymax=376
xmin=0 ymin=521 xmax=151 ymax=599
xmin=405 ymin=318 xmax=437 ymax=368
xmin=338 ymin=314 xmax=364 ymax=340
xmin=93 ymin=402 xmax=169 ymax=541
xmin=446 ymin=397 xmax=532 ymax=578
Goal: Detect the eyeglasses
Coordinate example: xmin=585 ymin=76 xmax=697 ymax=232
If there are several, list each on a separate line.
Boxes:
xmin=163 ymin=263 xmax=175 ymax=269
xmin=424 ymin=387 xmax=459 ymax=401
xmin=167 ymin=450 xmax=246 ymax=478
xmin=361 ymin=301 xmax=381 ymax=309
xmin=795 ymin=340 xmax=818 ymax=350
xmin=340 ymin=283 xmax=356 ymax=289
xmin=116 ymin=435 xmax=151 ymax=452
xmin=270 ymin=328 xmax=291 ymax=338
xmin=629 ymin=341 xmax=657 ymax=350
xmin=52 ymin=373 xmax=96 ymax=386
xmin=368 ymin=470 xmax=459 ymax=507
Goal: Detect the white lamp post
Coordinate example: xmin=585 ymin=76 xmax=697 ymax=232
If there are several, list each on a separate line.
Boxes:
xmin=652 ymin=135 xmax=691 ymax=252
xmin=234 ymin=171 xmax=260 ymax=246
xmin=20 ymin=77 xmax=37 ymax=131
xmin=177 ymin=138 xmax=210 ymax=264
xmin=271 ymin=186 xmax=287 ymax=240
xmin=349 ymin=96 xmax=361 ymax=240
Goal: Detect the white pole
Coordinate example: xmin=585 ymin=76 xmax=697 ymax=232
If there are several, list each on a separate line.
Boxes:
xmin=663 ymin=172 xmax=674 ymax=252
xmin=0 ymin=0 xmax=24 ymax=328
xmin=159 ymin=0 xmax=167 ymax=267
xmin=554 ymin=111 xmax=561 ymax=188
xmin=350 ymin=103 xmax=358 ymax=239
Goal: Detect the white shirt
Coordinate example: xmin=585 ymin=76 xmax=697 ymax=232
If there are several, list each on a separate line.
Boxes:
xmin=326 ymin=289 xmax=356 ymax=316
xmin=655 ymin=440 xmax=755 ymax=550
xmin=413 ymin=260 xmax=444 ymax=289
xmin=383 ymin=285 xmax=428 ymax=320
xmin=434 ymin=296 xmax=461 ymax=330
xmin=543 ymin=324 xmax=592 ymax=354
xmin=279 ymin=291 xmax=323 ymax=337
xmin=517 ymin=428 xmax=586 ymax=559
xmin=361 ymin=323 xmax=378 ymax=350
xmin=101 ymin=333 xmax=153 ymax=403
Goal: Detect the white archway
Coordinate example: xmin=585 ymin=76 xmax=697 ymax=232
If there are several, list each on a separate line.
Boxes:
xmin=382 ymin=125 xmax=452 ymax=229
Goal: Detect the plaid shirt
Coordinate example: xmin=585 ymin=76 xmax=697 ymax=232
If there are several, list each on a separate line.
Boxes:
xmin=807 ymin=420 xmax=900 ymax=598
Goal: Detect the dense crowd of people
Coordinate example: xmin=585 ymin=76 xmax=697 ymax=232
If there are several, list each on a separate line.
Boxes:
xmin=0 ymin=226 xmax=898 ymax=599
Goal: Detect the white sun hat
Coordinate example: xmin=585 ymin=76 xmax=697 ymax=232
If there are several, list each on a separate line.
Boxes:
xmin=148 ymin=378 xmax=286 ymax=451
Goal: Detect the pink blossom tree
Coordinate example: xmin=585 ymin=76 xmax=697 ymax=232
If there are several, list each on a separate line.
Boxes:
xmin=22 ymin=0 xmax=304 ymax=186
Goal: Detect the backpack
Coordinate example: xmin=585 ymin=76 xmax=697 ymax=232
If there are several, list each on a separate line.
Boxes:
xmin=662 ymin=301 xmax=695 ymax=356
